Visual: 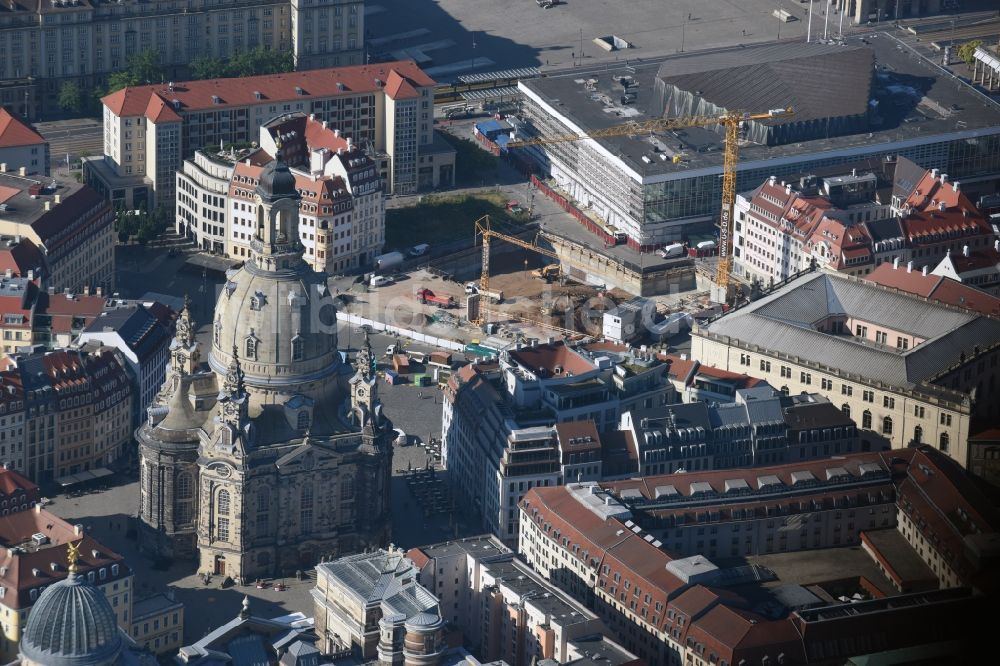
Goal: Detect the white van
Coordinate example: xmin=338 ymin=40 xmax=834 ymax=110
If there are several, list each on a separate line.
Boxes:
xmin=370 ymin=275 xmax=393 ymax=287
xmin=409 ymin=243 xmax=430 ymax=257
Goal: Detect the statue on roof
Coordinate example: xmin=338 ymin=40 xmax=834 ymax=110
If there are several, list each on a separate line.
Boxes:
xmin=223 ymin=344 xmax=246 ymax=397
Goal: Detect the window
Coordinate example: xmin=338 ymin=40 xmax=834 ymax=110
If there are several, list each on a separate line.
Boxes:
xmin=842 ymin=404 xmax=851 ymax=419
xmin=301 ymin=483 xmax=314 ymax=534
xmin=739 ymin=353 xmax=751 ymax=367
xmin=800 ymin=372 xmax=811 ymax=385
xmin=913 ymin=425 xmax=923 ymax=444
xmin=896 ymin=336 xmax=909 ymax=350
xmin=841 ymin=384 xmax=853 ymax=396
xmin=939 ymin=432 xmax=950 ymax=452
xmin=296 ymin=410 xmax=310 ymax=430
xmin=218 ymin=489 xmax=230 ymax=516
xmin=914 ymin=405 xmax=925 ymax=418
xmin=883 ymin=396 xmax=895 ymax=409
xmin=245 ymin=336 xmax=257 ymax=360
xmin=217 ymin=517 xmax=230 ymax=541
xmin=875 ymin=331 xmax=887 ymax=345
xmin=882 ymin=416 xmax=893 ymax=435
xmin=759 ymin=360 xmax=771 ymax=372
xmin=821 ymin=378 xmax=832 ymax=390
xmin=940 ymin=413 xmax=952 ymax=426
xmin=863 ymin=390 xmax=874 ymax=403
xmin=856 ymin=325 xmax=868 ymax=338
xmin=780 ymin=366 xmax=791 ymax=378
xmin=862 ymin=410 xmax=872 ymax=429
xmin=291 ymin=335 xmax=304 ymax=361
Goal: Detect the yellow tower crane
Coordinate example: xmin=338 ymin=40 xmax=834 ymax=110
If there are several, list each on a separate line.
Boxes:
xmin=473 ymin=215 xmax=560 ymax=327
xmin=507 ymin=107 xmax=794 ymax=293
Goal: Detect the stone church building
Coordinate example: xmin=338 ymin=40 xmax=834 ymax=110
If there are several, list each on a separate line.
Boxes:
xmin=136 ymin=157 xmax=393 ymax=581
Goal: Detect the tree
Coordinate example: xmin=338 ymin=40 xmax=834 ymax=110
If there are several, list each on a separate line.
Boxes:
xmin=958 ymin=40 xmax=983 ymax=66
xmin=191 ymin=55 xmax=229 ymax=81
xmin=107 ymin=49 xmax=165 ymax=93
xmin=57 ymin=81 xmax=84 ymax=114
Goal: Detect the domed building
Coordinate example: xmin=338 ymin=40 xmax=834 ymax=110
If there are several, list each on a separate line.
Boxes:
xmin=16 ymin=544 xmax=143 ymax=666
xmin=136 ymin=155 xmax=393 ymax=581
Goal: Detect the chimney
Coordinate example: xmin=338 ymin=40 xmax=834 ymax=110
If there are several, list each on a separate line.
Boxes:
xmin=96 ymin=287 xmax=102 ymax=297
xmin=333 ymin=129 xmax=340 ymax=137
xmin=922 ymin=265 xmax=928 ymax=276
xmin=892 ymin=257 xmax=900 ymax=269
xmin=43 ymin=201 xmax=50 ymax=211
xmin=3 ymin=269 xmax=10 ymax=278
xmin=995 ymin=239 xmax=999 ymax=252
xmin=769 ymin=175 xmax=777 ymax=186
xmin=937 ymin=201 xmax=946 ymax=211
xmin=17 ymin=167 xmax=25 ymax=177
xmin=785 ymin=184 xmax=792 ymax=195
xmin=27 ymin=269 xmax=33 ymax=280
xmin=940 ymin=173 xmax=949 ymax=184
xmin=73 ymin=524 xmax=83 ymax=536
xmin=347 ymin=137 xmax=353 ymax=150
xmin=931 ymin=168 xmax=939 ymax=178
xmin=35 ymin=503 xmax=42 ymax=514
xmin=309 ymin=113 xmax=315 ymax=120
xmin=54 ymin=194 xmax=61 ymax=204
xmin=851 ymin=168 xmax=857 ymax=177
xmin=963 ymin=245 xmax=969 ymax=257
xmin=83 ymin=285 xmax=90 ymax=296
xmin=906 ymin=260 xmax=913 ymax=273
xmin=0 ymin=163 xmax=5 ymax=172
xmin=952 ymin=181 xmax=960 ymax=192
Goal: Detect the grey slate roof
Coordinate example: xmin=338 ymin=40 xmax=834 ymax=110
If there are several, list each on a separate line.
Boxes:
xmin=654 ymin=43 xmax=874 ymax=124
xmin=701 ymin=273 xmax=1000 ymax=390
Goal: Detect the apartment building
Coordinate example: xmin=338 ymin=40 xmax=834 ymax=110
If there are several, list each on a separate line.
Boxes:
xmin=0 ymin=171 xmax=114 ymax=295
xmin=0 ymin=236 xmax=45 ymax=283
xmin=0 ymin=277 xmax=38 ymax=356
xmin=191 ymin=111 xmax=385 ymax=272
xmin=0 ymin=110 xmax=48 ymax=177
xmin=442 ymin=343 xmax=674 ymax=544
xmin=0 ymin=467 xmax=37 ymax=517
xmin=603 ymin=454 xmax=895 ymax=559
xmin=0 ymin=505 xmax=132 ymax=663
xmin=518 ymin=464 xmax=988 ymax=666
xmin=130 ymin=592 xmax=186 ymax=656
xmin=931 ymin=242 xmax=1000 ymax=296
xmin=0 ymin=385 xmax=26 ymax=474
xmin=620 ymin=385 xmax=859 ymax=474
xmin=77 ymin=301 xmax=175 ymax=426
xmin=732 ymin=160 xmax=996 ymax=286
xmin=3 ymin=345 xmax=133 ymax=483
xmin=691 ymin=271 xmax=1000 ymax=469
xmin=662 ymin=354 xmax=767 ymax=404
xmin=407 ymin=536 xmax=637 ymax=666
xmin=0 ymin=0 xmax=365 ymax=118
xmin=89 ymin=60 xmax=454 ymax=209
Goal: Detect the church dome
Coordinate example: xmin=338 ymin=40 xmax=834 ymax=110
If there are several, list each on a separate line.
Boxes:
xmin=256 ymin=159 xmax=298 ymax=202
xmin=20 ymin=572 xmax=122 ymax=666
xmin=209 ymin=259 xmax=340 ymax=399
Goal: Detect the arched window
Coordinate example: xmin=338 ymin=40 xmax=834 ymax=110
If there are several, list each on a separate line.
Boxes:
xmin=176 ymin=473 xmax=193 ymax=500
xmin=913 ymin=426 xmax=923 ymax=444
xmin=214 ymin=319 xmax=222 ymax=346
xmin=297 ymin=410 xmax=310 ymax=431
xmin=257 ymin=489 xmax=269 ymax=513
xmin=245 ymin=336 xmax=257 ymax=360
xmin=291 ymin=336 xmax=304 ymax=361
xmin=882 ymin=416 xmax=893 ymax=435
xmin=301 ymin=483 xmax=314 ymax=534
xmin=218 ymin=489 xmax=231 ymax=516
xmin=940 ymin=432 xmax=950 ymax=453
xmin=862 ymin=410 xmax=872 ymax=430
xmin=341 ymin=477 xmax=354 ymax=501
xmin=302 ymin=484 xmax=314 ymax=508
xmin=841 ymin=404 xmax=851 ymax=419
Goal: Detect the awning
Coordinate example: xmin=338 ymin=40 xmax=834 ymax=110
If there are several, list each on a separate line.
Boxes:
xmin=55 ymin=467 xmax=114 ymax=487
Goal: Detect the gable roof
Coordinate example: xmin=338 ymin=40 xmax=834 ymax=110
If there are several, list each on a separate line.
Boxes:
xmin=0 ymin=109 xmax=46 ymax=149
xmin=865 ymin=262 xmax=1000 ymax=316
xmin=102 ymin=61 xmax=435 ymax=122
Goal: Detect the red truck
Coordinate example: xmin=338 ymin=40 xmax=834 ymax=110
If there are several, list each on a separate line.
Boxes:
xmin=416 ymin=288 xmax=457 ymax=308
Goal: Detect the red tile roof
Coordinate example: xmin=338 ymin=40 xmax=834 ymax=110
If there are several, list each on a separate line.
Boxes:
xmin=37 ymin=292 xmax=108 ymax=335
xmin=0 ymin=467 xmax=37 ymax=499
xmin=0 ymin=237 xmax=45 ymax=279
xmin=102 ymin=61 xmax=436 ymax=121
xmin=660 ymin=354 xmax=766 ymax=390
xmin=506 ymin=341 xmax=594 ymax=378
xmin=865 ymin=263 xmax=1000 ymax=316
xmin=0 ymin=109 xmax=46 ymax=149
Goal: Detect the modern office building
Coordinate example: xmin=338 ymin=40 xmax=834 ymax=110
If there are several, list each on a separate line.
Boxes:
xmin=88 ymin=60 xmax=454 ymax=209
xmin=517 ymin=40 xmax=1000 ymax=250
xmin=0 ymin=0 xmax=366 ymax=118
xmin=691 ymin=271 xmax=1000 ymax=469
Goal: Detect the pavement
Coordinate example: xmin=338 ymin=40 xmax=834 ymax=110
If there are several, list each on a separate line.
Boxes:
xmin=34 ymin=118 xmax=103 ymax=164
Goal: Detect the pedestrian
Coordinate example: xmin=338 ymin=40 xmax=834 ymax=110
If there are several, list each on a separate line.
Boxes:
xmin=742 ymin=29 xmax=746 ymax=36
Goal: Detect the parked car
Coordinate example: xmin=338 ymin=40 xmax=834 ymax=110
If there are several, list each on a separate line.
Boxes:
xmin=370 ymin=275 xmax=393 ymax=287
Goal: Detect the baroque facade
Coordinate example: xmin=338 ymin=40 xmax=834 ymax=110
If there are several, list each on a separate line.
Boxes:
xmin=136 ymin=155 xmax=392 ymax=581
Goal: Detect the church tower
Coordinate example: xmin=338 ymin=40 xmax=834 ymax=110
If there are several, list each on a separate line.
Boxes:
xmin=350 ymin=333 xmax=393 ymax=550
xmin=135 ymin=296 xmax=204 ymax=561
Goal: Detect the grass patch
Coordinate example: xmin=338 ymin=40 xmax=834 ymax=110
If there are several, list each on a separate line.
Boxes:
xmin=440 ymin=134 xmax=500 ymax=186
xmin=386 ymin=192 xmax=529 ymax=249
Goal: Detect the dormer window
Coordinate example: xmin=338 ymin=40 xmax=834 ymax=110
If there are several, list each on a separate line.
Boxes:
xmin=249 ymin=290 xmax=266 ymax=311
xmin=245 ymin=333 xmax=258 ymax=361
